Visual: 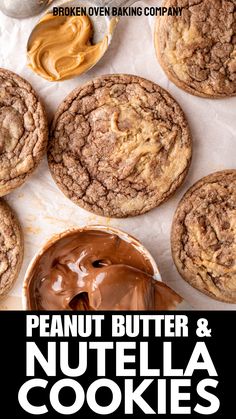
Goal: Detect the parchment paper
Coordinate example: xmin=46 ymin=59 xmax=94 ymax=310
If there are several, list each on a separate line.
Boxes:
xmin=0 ymin=0 xmax=236 ymax=310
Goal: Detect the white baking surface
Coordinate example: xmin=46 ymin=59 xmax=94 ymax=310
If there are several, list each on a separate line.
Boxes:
xmin=0 ymin=0 xmax=236 ymax=311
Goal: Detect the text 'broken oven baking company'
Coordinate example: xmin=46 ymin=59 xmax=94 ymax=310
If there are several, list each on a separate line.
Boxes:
xmin=52 ymin=6 xmax=183 ymax=17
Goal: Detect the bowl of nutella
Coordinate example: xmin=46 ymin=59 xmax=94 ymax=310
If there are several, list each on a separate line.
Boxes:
xmin=23 ymin=225 xmax=181 ymax=310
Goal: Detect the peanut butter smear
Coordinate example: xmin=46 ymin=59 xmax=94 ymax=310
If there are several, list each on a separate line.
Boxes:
xmin=26 ymin=230 xmax=181 ymax=310
xmin=27 ymin=14 xmax=108 ymax=81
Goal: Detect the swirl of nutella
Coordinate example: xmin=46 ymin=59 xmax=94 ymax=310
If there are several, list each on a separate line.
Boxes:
xmin=25 ymin=229 xmax=181 ymax=310
xmin=27 ymin=14 xmax=108 ymax=81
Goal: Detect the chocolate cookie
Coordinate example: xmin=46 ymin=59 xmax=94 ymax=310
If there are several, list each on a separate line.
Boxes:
xmin=171 ymin=170 xmax=236 ymax=303
xmin=0 ymin=68 xmax=48 ymax=196
xmin=0 ymin=199 xmax=23 ymax=298
xmin=155 ymin=0 xmax=236 ymax=98
xmin=48 ymin=74 xmax=192 ymax=217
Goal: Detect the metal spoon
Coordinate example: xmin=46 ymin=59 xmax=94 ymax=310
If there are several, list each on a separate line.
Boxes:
xmin=0 ymin=0 xmax=53 ymax=19
xmin=26 ymin=0 xmax=137 ymax=50
xmin=26 ymin=0 xmax=120 ymax=78
xmin=0 ymin=0 xmax=135 ymax=20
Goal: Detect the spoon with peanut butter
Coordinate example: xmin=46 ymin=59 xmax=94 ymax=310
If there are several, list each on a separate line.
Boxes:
xmin=27 ymin=0 xmax=120 ymax=81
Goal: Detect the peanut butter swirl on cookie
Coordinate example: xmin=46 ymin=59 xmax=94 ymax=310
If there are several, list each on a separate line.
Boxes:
xmin=48 ymin=74 xmax=192 ymax=218
xmin=155 ymin=0 xmax=236 ymax=98
xmin=172 ymin=170 xmax=236 ymax=303
xmin=0 ymin=68 xmax=48 ymax=196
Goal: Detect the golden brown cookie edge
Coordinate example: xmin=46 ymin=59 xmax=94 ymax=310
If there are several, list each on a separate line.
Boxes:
xmin=0 ymin=67 xmax=49 ymax=197
xmin=154 ymin=3 xmax=236 ymax=99
xmin=0 ymin=198 xmax=24 ymax=299
xmin=171 ymin=169 xmax=236 ymax=303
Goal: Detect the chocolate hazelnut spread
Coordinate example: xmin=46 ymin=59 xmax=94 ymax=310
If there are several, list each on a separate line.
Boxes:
xmin=27 ymin=14 xmax=108 ymax=81
xmin=26 ymin=229 xmax=181 ymax=310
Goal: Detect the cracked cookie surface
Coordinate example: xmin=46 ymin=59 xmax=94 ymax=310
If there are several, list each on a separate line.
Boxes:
xmin=0 ymin=68 xmax=48 ymax=196
xmin=48 ymin=74 xmax=192 ymax=217
xmin=155 ymin=0 xmax=236 ymax=98
xmin=171 ymin=170 xmax=236 ymax=303
xmin=0 ymin=199 xmax=23 ymax=298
